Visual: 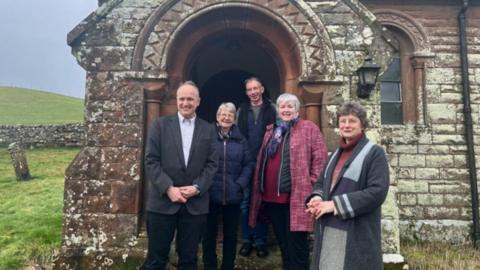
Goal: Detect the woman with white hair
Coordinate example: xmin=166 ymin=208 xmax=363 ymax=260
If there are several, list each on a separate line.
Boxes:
xmin=248 ymin=93 xmax=328 ymax=270
xmin=202 ymin=102 xmax=254 ymax=270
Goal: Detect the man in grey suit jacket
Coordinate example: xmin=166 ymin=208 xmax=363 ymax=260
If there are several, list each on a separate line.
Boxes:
xmin=144 ymin=81 xmax=218 ymax=270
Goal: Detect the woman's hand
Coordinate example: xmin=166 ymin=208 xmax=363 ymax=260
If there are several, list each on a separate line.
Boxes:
xmin=306 ymin=197 xmax=335 ymax=219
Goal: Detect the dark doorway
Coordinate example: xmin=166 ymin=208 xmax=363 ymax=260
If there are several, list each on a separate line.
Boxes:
xmin=197 ymin=69 xmax=252 ymax=123
xmin=186 ymin=30 xmax=281 ymax=122
xmin=197 ymin=70 xmax=273 ymax=123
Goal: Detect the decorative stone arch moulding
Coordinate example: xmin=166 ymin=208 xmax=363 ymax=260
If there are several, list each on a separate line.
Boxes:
xmin=373 ymin=9 xmax=432 ymax=56
xmin=131 ymin=0 xmax=336 ymax=82
xmin=373 ymin=9 xmax=434 ymax=127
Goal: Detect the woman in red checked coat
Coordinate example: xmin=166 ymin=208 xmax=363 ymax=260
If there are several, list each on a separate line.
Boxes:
xmin=248 ymin=93 xmax=328 ymax=270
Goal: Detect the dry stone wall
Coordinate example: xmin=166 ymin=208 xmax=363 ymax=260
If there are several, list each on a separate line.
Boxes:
xmin=0 ymin=124 xmax=84 ymax=147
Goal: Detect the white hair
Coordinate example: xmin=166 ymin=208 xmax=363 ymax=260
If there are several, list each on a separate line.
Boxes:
xmin=216 ymin=102 xmax=237 ymax=119
xmin=276 ymin=93 xmax=300 ymax=112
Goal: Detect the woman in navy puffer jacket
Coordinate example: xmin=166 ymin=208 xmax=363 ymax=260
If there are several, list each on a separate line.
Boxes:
xmin=202 ymin=102 xmax=254 ymax=270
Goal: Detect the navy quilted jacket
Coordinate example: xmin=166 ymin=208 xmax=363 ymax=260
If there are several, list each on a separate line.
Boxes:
xmin=209 ymin=124 xmax=255 ymax=205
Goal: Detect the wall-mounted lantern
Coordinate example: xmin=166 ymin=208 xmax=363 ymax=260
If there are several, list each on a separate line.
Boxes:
xmin=356 ymin=55 xmax=381 ymax=99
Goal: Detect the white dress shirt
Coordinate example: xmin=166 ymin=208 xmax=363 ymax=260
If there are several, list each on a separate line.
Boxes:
xmin=178 ymin=112 xmax=195 ymax=166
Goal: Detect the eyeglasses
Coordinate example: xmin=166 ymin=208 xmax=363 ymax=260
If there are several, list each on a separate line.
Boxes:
xmin=219 ymin=113 xmax=235 ymax=119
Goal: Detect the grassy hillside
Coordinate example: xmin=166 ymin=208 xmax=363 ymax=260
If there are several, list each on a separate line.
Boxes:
xmin=0 ymin=87 xmax=84 ymax=125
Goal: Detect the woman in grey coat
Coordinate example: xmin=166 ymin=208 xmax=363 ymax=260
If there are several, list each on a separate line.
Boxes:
xmin=305 ymin=102 xmax=390 ymax=270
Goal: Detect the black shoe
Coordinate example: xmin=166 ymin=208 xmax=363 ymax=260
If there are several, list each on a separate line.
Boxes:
xmin=256 ymin=244 xmax=269 ymax=258
xmin=239 ymin=243 xmax=253 ymax=257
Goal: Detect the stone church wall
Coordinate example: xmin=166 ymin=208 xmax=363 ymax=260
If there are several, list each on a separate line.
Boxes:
xmin=362 ymin=2 xmax=480 ymax=243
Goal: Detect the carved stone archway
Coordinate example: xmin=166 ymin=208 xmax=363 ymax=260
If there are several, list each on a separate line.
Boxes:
xmin=132 ymin=0 xmax=338 ymax=129
xmin=133 ymin=0 xmax=336 ymax=79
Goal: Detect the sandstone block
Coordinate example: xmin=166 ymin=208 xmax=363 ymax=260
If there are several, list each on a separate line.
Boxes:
xmin=444 ymin=194 xmax=470 ymax=206
xmin=77 ymin=46 xmax=133 ymax=71
xmin=63 ymin=213 xmax=138 ymax=249
xmin=64 ymin=180 xmax=111 ymax=215
xmin=398 ymin=193 xmax=416 ymax=206
xmin=429 ymin=182 xmax=470 ymax=193
xmin=432 ymin=124 xmax=456 ymax=134
xmin=432 ymin=134 xmax=465 ymax=144
xmin=399 ymin=206 xmax=424 ymax=219
xmin=426 ymin=68 xmax=460 ymax=84
xmin=111 ymin=181 xmax=140 ymax=214
xmin=425 ymin=155 xmax=454 ymax=167
xmin=427 ymin=104 xmax=457 ymax=124
xmin=415 ymin=168 xmax=439 ymax=179
xmin=399 ymin=154 xmax=425 ymax=167
xmin=398 ymin=180 xmax=428 ymax=193
xmin=440 ymin=168 xmax=469 ymax=181
xmin=453 ymin=154 xmax=467 ymax=167
xmin=434 ymin=53 xmax=460 ymax=68
xmin=387 ymin=144 xmax=417 ymax=154
xmin=399 ymin=220 xmax=471 ymax=244
xmin=65 ymin=147 xmax=101 ymax=181
xmin=417 ymin=194 xmax=443 ymax=205
xmin=449 ymin=145 xmax=467 ymax=153
xmin=418 ymin=145 xmax=450 ymax=154
xmin=396 ymin=168 xmax=415 ymax=179
xmin=439 ymin=93 xmax=462 ymax=104
xmin=424 ymin=207 xmax=461 ymax=219
xmin=86 ymin=123 xmax=142 ymax=147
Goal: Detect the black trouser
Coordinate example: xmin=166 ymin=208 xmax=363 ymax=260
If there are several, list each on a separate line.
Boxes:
xmin=264 ymin=202 xmax=309 ymax=270
xmin=145 ymin=207 xmax=207 ymax=270
xmin=202 ymin=203 xmax=241 ymax=270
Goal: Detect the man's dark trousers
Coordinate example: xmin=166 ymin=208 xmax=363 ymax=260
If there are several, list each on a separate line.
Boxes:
xmin=146 ymin=206 xmax=207 ymax=270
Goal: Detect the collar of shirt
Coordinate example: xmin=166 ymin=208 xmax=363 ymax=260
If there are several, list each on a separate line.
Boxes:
xmin=178 ymin=112 xmax=196 ymax=125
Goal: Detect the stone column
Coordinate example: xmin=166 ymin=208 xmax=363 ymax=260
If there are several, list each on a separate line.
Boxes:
xmin=144 ymin=80 xmax=168 ymax=129
xmin=300 ymin=81 xmax=343 ymax=150
xmin=142 ymin=80 xmax=169 ymax=224
xmin=412 ymin=57 xmax=427 ymax=126
xmin=302 ymin=91 xmax=323 ymax=127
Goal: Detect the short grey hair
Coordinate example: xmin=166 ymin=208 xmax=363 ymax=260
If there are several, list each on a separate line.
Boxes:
xmin=177 ymin=80 xmax=200 ymax=97
xmin=337 ymin=102 xmax=369 ymax=128
xmin=276 ymin=93 xmax=300 ymax=112
xmin=216 ymin=102 xmax=237 ymax=119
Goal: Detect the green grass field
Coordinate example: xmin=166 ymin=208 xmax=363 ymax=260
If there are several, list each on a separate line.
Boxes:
xmin=0 ymin=87 xmax=84 ymax=125
xmin=0 ymin=147 xmax=79 ymax=269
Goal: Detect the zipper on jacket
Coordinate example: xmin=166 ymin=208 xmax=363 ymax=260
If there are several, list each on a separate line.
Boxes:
xmin=223 ymin=140 xmax=227 ymax=205
xmin=277 ymin=130 xmax=289 ymax=196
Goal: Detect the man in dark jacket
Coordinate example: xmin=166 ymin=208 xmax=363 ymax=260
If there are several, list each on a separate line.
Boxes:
xmin=144 ymin=81 xmax=218 ymax=270
xmin=237 ymin=77 xmax=276 ymax=258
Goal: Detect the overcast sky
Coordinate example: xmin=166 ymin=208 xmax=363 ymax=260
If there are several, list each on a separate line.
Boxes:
xmin=0 ymin=1 xmax=98 ymax=98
